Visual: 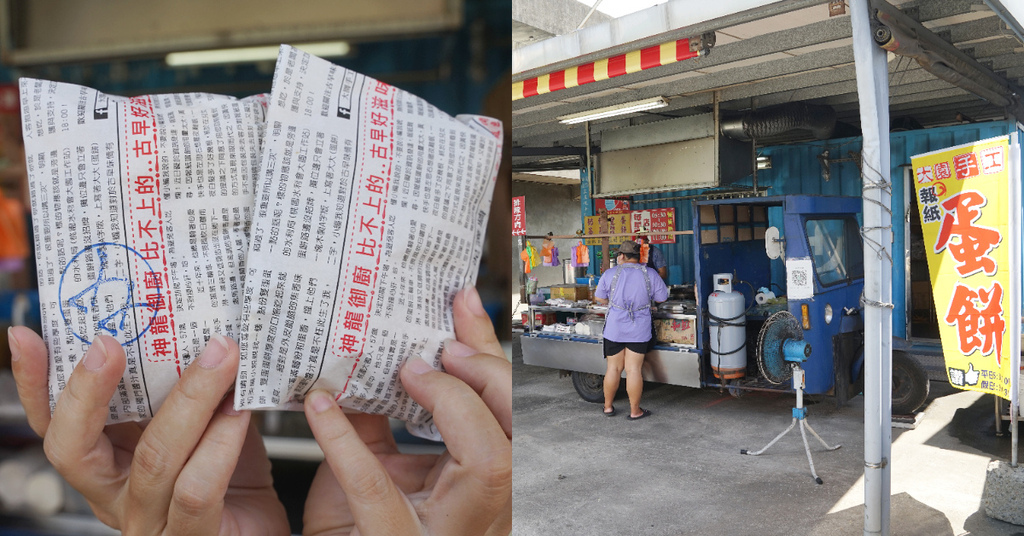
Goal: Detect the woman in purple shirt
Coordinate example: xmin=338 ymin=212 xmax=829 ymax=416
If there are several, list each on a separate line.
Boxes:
xmin=594 ymin=240 xmax=668 ymax=420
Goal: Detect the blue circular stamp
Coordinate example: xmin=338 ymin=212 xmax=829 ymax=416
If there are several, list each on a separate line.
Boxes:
xmin=59 ymin=242 xmax=160 ymax=346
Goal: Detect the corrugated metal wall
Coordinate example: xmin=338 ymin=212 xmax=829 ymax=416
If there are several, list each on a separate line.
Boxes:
xmin=621 ymin=120 xmax=1014 ymax=338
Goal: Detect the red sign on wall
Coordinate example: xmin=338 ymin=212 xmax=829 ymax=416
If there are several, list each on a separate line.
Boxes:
xmin=512 ymin=196 xmax=526 ymax=236
xmin=631 ymin=208 xmax=676 ymax=244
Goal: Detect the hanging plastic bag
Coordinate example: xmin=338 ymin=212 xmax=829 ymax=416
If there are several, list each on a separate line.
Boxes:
xmin=548 ymin=246 xmax=559 ymax=266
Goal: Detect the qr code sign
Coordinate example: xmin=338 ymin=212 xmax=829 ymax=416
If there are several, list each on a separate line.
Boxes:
xmin=792 ymin=269 xmax=808 ymax=287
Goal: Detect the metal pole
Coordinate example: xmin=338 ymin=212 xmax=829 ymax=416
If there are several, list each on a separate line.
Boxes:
xmin=1010 ymin=129 xmax=1022 ymax=467
xmin=995 ymin=395 xmax=1004 ymax=437
xmin=749 ymin=96 xmax=758 ymax=193
xmin=586 ymin=120 xmax=594 ymax=202
xmin=581 ymin=121 xmax=596 ymax=276
xmin=713 ymin=90 xmax=722 ymax=184
xmin=576 ymin=0 xmax=605 ymax=30
xmin=1013 ymin=406 xmax=1018 ymax=467
xmin=519 ymin=235 xmax=527 ymax=303
xmin=851 ymin=1 xmax=892 ymax=534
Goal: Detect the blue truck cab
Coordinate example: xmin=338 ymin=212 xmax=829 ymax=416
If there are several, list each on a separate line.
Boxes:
xmin=694 ymin=194 xmax=928 ymax=413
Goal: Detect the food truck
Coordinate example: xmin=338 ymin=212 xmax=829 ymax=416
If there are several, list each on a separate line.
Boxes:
xmin=522 ymin=194 xmax=932 ymax=414
xmin=518 ymin=121 xmax=1022 ymax=415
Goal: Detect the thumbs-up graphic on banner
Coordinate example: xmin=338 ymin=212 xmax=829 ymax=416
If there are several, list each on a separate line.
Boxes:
xmin=964 ymin=363 xmax=980 ymax=386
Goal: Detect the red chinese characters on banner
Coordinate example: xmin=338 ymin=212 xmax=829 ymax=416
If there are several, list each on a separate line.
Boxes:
xmin=945 ymin=281 xmax=1005 ymax=361
xmin=935 ymin=190 xmax=1006 ymax=364
xmin=953 ymin=152 xmax=979 ymax=180
xmin=512 ymin=196 xmax=526 ymax=236
xmin=332 ymin=79 xmax=395 ymax=390
xmin=915 ymin=165 xmax=934 ymax=185
xmin=123 ymin=95 xmax=179 ymax=374
xmin=933 ymin=191 xmax=1001 ymax=277
xmin=979 ymin=146 xmax=1004 ymax=175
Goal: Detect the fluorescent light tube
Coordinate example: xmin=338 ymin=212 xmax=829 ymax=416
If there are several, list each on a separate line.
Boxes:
xmin=166 ymin=41 xmax=350 ymax=67
xmin=558 ymin=97 xmax=668 ymax=124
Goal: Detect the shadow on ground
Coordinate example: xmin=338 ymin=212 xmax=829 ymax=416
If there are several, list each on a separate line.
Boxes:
xmin=808 ymin=492 xmax=953 ymax=535
xmin=963 ymin=508 xmax=1024 ymax=536
xmin=934 ymin=383 xmax=1023 ymax=461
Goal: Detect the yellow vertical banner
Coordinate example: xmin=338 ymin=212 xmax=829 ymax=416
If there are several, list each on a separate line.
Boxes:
xmin=911 ymin=135 xmax=1019 ymax=400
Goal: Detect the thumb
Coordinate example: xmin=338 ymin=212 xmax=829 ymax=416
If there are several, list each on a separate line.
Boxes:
xmin=967 ymin=363 xmax=975 ymax=373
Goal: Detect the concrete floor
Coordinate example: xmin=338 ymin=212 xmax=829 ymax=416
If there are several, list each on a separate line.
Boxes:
xmin=512 ymin=335 xmax=1024 ymax=536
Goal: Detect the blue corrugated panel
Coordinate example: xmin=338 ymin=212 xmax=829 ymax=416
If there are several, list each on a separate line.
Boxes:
xmin=622 ymin=120 xmax=1014 ymax=338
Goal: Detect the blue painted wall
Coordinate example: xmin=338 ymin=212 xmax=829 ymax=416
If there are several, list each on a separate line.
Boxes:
xmin=625 ymin=120 xmax=1016 ymax=339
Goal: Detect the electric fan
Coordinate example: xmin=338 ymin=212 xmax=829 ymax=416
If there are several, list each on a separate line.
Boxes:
xmin=741 ymin=311 xmax=841 ymax=484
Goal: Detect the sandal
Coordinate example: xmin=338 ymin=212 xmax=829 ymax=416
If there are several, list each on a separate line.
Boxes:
xmin=628 ymin=408 xmax=652 ymax=421
xmin=603 ymin=406 xmax=617 ymax=417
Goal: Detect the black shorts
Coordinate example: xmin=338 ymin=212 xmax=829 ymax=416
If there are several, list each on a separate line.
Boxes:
xmin=604 ymin=338 xmax=651 ymax=357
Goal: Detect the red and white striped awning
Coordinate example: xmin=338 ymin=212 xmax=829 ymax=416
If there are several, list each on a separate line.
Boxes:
xmin=512 ymin=36 xmax=705 ymax=101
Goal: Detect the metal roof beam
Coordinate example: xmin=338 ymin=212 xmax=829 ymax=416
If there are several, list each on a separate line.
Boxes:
xmin=754 ymin=77 xmax=955 ymax=109
xmin=898 ymin=107 xmax=1006 ymax=126
xmin=831 ymin=93 xmax=991 ymax=117
xmin=883 ymin=100 xmax=1002 ymax=122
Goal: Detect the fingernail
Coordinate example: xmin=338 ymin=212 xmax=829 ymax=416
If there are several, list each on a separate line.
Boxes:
xmin=463 ymin=285 xmax=487 ymax=317
xmin=404 ymin=355 xmax=435 ymax=375
xmin=443 ymin=338 xmax=476 ymax=359
xmin=308 ymin=390 xmax=334 ymax=413
xmin=8 ymin=327 xmax=21 ymax=362
xmin=83 ymin=337 xmax=109 ymax=371
xmin=221 ymin=396 xmax=241 ymax=416
xmin=199 ymin=334 xmax=230 ymax=369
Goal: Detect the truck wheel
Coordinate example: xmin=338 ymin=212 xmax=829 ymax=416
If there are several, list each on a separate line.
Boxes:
xmin=727 ymin=379 xmax=746 ymax=399
xmin=571 ymin=371 xmax=606 ymax=403
xmin=892 ymin=351 xmax=929 ymax=414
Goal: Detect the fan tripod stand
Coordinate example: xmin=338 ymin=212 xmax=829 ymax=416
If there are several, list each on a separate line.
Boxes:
xmin=741 ymin=364 xmax=841 ymax=484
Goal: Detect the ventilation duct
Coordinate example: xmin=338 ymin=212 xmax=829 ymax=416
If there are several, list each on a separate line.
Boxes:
xmin=720 ymin=102 xmax=837 ymax=141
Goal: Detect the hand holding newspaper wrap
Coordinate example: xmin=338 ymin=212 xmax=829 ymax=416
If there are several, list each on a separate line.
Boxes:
xmin=22 ymin=79 xmax=266 ymax=421
xmin=235 ymin=46 xmax=503 ymax=438
xmin=23 ymin=46 xmax=502 ymax=441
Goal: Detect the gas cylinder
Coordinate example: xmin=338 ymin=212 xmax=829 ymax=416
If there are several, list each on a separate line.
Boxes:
xmin=708 ymin=273 xmax=747 ymax=379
